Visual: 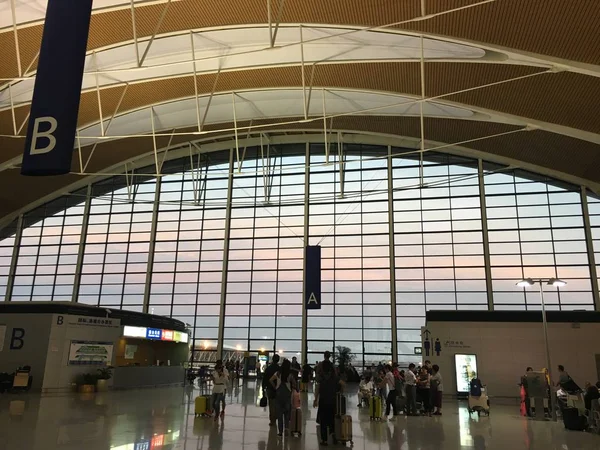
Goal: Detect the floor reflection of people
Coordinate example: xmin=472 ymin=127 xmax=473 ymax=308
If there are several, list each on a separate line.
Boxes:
xmin=386 ymin=421 xmax=406 ymax=450
xmin=208 ymin=420 xmax=224 ymax=449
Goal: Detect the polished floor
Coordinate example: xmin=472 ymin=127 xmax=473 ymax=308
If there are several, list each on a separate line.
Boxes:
xmin=0 ymin=380 xmax=598 ymax=450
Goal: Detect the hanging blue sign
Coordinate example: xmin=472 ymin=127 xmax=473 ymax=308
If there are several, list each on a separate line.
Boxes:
xmin=304 ymin=245 xmax=321 ymax=310
xmin=21 ymin=0 xmax=93 ymax=176
xmin=146 ymin=328 xmax=162 ymax=340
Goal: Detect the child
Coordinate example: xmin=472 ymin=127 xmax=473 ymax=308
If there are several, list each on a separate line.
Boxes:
xmin=358 ymin=376 xmax=373 ymax=407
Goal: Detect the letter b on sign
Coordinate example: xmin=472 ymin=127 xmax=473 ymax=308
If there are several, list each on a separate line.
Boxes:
xmin=29 ymin=116 xmax=58 ymax=155
xmin=10 ymin=328 xmax=25 ymax=350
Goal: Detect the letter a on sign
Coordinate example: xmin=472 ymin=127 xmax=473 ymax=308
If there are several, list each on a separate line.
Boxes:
xmin=304 ymin=246 xmax=321 ymax=310
xmin=21 ymin=0 xmax=93 ymax=176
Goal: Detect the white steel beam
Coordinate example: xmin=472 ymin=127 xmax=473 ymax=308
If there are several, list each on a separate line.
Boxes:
xmin=232 ymin=92 xmax=241 ymax=173
xmin=419 ymin=35 xmax=426 ymax=187
xmin=200 ymin=67 xmax=222 ymax=132
xmin=150 ymin=106 xmax=160 ymax=173
xmin=322 ymin=88 xmax=329 ymax=164
xmin=130 ymin=0 xmax=141 ymax=67
xmin=138 ymin=0 xmax=173 ymax=67
xmin=10 ymin=0 xmax=22 ymax=77
xmin=299 ymin=25 xmax=308 ymax=120
xmin=337 ymin=131 xmax=345 ymax=198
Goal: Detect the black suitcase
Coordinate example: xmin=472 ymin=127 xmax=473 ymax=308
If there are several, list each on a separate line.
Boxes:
xmin=562 ymin=407 xmax=587 ymax=431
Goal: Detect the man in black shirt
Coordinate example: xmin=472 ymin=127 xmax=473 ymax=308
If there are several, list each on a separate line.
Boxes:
xmin=262 ymin=354 xmax=281 ymax=426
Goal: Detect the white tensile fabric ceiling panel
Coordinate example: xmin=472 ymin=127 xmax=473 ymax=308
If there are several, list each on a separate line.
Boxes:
xmin=76 ymin=88 xmax=475 ymax=145
xmin=0 ymin=26 xmax=485 ymax=109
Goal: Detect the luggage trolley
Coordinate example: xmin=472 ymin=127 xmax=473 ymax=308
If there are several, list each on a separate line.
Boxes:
xmin=468 ymin=386 xmax=490 ymax=417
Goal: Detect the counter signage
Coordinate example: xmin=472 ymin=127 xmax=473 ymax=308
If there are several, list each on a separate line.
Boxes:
xmin=146 ymin=328 xmax=162 ymax=340
xmin=123 ymin=325 xmax=188 ymax=343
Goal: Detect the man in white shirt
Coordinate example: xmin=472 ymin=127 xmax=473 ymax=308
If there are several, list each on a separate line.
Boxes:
xmin=358 ymin=377 xmax=373 ymax=407
xmin=382 ymin=365 xmax=398 ymax=420
xmin=405 ymin=363 xmax=418 ymax=416
xmin=211 ymin=360 xmax=229 ymax=422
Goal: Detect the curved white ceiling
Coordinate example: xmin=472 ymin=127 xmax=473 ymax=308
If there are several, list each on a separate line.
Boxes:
xmin=0 ymin=26 xmax=486 ymax=109
xmin=76 ymin=87 xmax=478 ymax=145
xmin=0 ymin=0 xmax=170 ymax=29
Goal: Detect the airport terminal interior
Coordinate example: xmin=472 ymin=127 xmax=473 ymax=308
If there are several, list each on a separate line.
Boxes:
xmin=1 ymin=0 xmax=600 ymax=449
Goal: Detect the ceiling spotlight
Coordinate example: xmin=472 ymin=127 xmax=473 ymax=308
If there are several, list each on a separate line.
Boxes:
xmin=516 ymin=278 xmax=535 ymax=287
xmin=548 ymin=278 xmax=567 ymax=287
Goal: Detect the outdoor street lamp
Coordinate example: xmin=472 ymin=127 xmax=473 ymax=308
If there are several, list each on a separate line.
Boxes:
xmin=516 ymin=277 xmax=567 ymax=421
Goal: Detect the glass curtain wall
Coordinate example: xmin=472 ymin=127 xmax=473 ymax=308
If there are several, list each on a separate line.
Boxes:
xmin=1 ymin=143 xmax=598 ymax=368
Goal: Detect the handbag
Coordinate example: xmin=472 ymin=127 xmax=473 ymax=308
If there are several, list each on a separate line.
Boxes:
xmin=260 ymin=390 xmax=268 ymax=407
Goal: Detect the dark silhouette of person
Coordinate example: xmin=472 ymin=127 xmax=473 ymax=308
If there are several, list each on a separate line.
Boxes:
xmin=434 ymin=338 xmax=442 ymax=356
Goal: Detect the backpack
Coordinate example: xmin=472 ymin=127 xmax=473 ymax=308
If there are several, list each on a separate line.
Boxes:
xmin=276 ymin=375 xmax=292 ymax=403
xmin=470 ymin=378 xmax=482 ymax=397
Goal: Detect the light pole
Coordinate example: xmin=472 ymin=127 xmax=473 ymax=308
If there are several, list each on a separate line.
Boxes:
xmin=516 ymin=277 xmax=566 ymax=421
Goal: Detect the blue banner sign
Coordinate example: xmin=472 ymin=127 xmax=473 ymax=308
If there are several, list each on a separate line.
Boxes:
xmin=304 ymin=245 xmax=322 ymax=310
xmin=146 ymin=328 xmax=162 ymax=340
xmin=22 ymin=0 xmax=93 ymax=176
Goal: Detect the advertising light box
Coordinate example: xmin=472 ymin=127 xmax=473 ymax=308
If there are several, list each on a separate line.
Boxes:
xmin=123 ymin=325 xmax=188 ymax=343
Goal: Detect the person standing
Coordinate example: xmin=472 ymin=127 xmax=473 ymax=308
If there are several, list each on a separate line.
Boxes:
xmin=291 ymin=356 xmax=301 ymax=381
xmin=381 ymin=365 xmax=398 ymax=421
xmin=270 ymin=359 xmax=297 ymax=437
xmin=211 ymin=360 xmax=229 ymax=422
xmin=313 ymin=360 xmax=341 ymax=445
xmin=262 ymin=354 xmax=281 ymax=427
xmin=315 ymin=351 xmax=332 ymax=383
xmin=417 ymin=366 xmax=431 ymax=415
xmin=430 ymin=364 xmax=443 ymax=415
xmin=405 ymin=363 xmax=418 ymax=416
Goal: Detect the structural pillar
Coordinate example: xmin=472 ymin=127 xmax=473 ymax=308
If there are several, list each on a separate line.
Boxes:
xmin=581 ymin=186 xmax=600 ymax=311
xmin=4 ymin=214 xmax=23 ymax=301
xmin=478 ymin=159 xmax=494 ymax=310
xmin=387 ymin=145 xmax=398 ymax=363
xmin=216 ymin=148 xmax=235 ymax=358
xmin=71 ymin=184 xmax=92 ymax=302
xmin=301 ymin=142 xmax=310 ymax=365
xmin=142 ymin=177 xmax=162 ymax=313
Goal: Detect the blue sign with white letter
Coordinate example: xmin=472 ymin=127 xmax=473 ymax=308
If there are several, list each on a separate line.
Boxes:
xmin=304 ymin=245 xmax=322 ymax=310
xmin=21 ymin=0 xmax=93 ymax=176
xmin=146 ymin=328 xmax=162 ymax=340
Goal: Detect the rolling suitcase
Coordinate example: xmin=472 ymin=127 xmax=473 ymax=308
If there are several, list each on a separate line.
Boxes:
xmin=292 ymin=390 xmax=301 ymax=409
xmin=336 ymin=392 xmax=347 ymax=416
xmin=290 ymin=407 xmax=303 ymax=436
xmin=396 ymin=395 xmax=406 ymax=414
xmin=370 ymin=395 xmax=383 ymax=421
xmin=334 ymin=414 xmax=353 ymax=445
xmin=195 ymin=395 xmax=212 ymax=416
xmin=562 ymin=406 xmax=587 ymax=431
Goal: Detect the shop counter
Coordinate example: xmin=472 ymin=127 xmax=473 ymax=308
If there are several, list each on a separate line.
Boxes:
xmin=112 ymin=366 xmax=184 ymax=389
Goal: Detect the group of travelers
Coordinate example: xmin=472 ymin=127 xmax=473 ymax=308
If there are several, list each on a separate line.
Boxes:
xmin=520 ymin=364 xmax=600 ymax=419
xmin=357 ymin=360 xmax=444 ymax=419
